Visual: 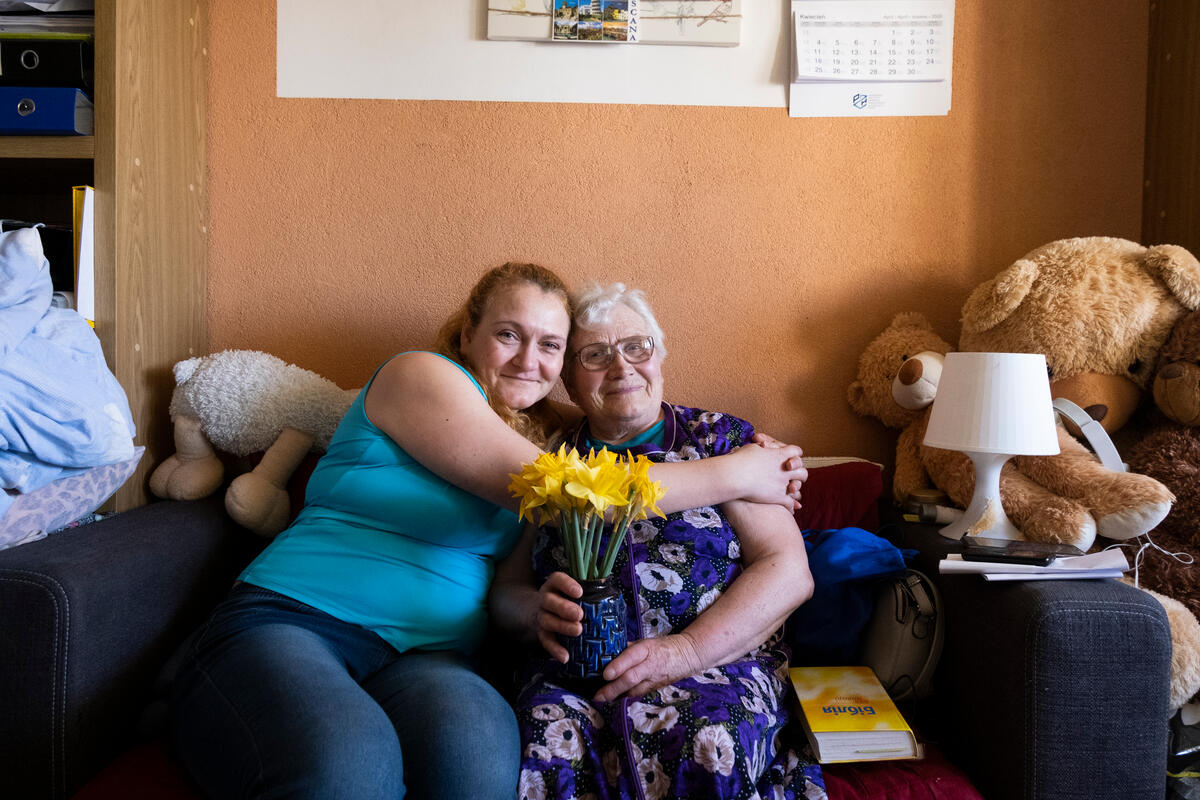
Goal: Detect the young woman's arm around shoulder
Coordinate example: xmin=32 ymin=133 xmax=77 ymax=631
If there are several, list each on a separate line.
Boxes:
xmin=364 ymin=351 xmax=541 ymax=513
xmin=367 ymin=354 xmax=805 ymax=514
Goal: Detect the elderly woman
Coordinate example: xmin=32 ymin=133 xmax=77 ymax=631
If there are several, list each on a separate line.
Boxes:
xmin=490 ymin=283 xmax=823 ymax=800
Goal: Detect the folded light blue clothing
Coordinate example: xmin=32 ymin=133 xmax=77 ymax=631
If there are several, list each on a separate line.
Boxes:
xmin=0 ymin=228 xmax=135 ymax=501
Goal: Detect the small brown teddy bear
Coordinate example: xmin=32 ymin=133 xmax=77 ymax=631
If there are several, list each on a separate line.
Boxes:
xmin=848 ymin=312 xmax=1172 ymax=551
xmin=1127 ymin=309 xmax=1200 ymax=623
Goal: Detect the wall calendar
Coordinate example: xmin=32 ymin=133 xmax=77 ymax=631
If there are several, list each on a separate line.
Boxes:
xmin=789 ymin=0 xmax=954 ymax=117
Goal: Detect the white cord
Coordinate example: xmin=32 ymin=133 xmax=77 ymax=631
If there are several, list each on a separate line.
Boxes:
xmin=1103 ymin=534 xmax=1194 ymax=588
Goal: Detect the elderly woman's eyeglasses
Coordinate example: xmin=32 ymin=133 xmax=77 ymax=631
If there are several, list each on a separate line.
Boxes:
xmin=574 ymin=336 xmax=655 ymax=371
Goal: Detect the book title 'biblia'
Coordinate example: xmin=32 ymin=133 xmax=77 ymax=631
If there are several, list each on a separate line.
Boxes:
xmin=822 ymin=705 xmax=877 ymax=716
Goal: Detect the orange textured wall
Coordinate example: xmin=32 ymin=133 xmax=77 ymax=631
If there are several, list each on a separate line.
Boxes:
xmin=207 ymin=1 xmax=1148 ymax=472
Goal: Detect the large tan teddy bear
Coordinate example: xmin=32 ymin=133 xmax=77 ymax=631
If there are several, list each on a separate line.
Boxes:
xmin=959 ymin=236 xmax=1200 ymax=434
xmin=849 ymin=312 xmax=1200 ymax=710
xmin=847 ymin=312 xmax=1168 ymax=551
xmin=956 ymin=236 xmax=1200 ymax=543
xmin=149 ymin=350 xmax=357 ymax=536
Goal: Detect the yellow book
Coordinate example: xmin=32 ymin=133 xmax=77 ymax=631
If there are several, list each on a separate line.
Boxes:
xmin=789 ymin=665 xmax=922 ymax=764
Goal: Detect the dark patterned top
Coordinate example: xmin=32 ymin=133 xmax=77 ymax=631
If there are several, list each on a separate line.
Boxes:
xmin=514 ymin=403 xmax=826 ymax=800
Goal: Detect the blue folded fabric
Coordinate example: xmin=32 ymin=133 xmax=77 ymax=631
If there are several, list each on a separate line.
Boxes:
xmin=0 ymin=228 xmax=135 ymax=497
xmin=786 ymin=527 xmax=911 ymax=665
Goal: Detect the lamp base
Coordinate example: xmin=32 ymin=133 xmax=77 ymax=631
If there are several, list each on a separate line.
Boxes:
xmin=936 ymin=451 xmax=1024 ymax=541
xmin=937 ymin=497 xmax=1023 ymax=540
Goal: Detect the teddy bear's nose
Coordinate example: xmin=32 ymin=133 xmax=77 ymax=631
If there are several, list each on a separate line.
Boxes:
xmin=897 ymin=358 xmax=924 ymax=386
xmin=1084 ymin=404 xmax=1108 ymax=422
xmin=1160 ymin=363 xmax=1184 ymax=380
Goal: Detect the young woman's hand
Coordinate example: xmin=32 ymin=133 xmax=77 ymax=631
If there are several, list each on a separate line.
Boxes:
xmin=593 ymin=633 xmax=705 ymax=703
xmin=751 ymin=432 xmax=808 ymax=506
xmin=732 ymin=442 xmax=808 ymax=510
xmin=533 ymin=572 xmax=584 ymax=663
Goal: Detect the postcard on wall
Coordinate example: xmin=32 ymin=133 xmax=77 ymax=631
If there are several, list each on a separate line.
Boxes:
xmin=788 ymin=0 xmax=954 ymax=117
xmin=553 ymin=0 xmax=638 ymax=42
xmin=490 ymin=1 xmax=740 ymax=47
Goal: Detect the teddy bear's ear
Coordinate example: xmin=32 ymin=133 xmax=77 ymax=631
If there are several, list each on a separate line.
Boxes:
xmin=889 ymin=312 xmax=931 ymax=330
xmin=1144 ymin=245 xmax=1200 ymax=311
xmin=847 ymin=381 xmax=867 ymax=415
xmin=960 ymin=258 xmax=1039 ymax=334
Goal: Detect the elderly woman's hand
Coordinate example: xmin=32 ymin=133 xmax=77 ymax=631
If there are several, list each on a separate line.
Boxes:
xmin=535 ymin=572 xmax=584 ymax=663
xmin=593 ymin=633 xmax=705 ymax=703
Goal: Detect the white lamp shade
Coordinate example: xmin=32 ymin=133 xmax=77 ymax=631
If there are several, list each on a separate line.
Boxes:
xmin=923 ymin=352 xmax=1061 ymax=456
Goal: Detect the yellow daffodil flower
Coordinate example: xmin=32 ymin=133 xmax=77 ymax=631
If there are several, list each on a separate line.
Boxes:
xmin=508 ymin=447 xmax=667 ymax=580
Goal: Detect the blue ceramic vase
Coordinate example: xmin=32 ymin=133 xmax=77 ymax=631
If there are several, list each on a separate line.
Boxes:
xmin=562 ymin=577 xmax=627 ymax=681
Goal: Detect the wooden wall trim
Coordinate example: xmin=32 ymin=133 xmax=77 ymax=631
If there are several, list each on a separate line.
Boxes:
xmin=1143 ymin=0 xmax=1199 ymax=252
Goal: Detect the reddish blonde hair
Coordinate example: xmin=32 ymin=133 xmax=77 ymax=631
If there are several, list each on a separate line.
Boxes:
xmin=435 ymin=262 xmax=571 ymax=447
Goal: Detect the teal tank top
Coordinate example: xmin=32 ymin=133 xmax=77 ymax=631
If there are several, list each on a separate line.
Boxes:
xmin=239 ymin=352 xmax=522 ymax=655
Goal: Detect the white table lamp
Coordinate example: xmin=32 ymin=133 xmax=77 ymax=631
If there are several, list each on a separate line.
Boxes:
xmin=923 ymin=352 xmax=1061 ymax=540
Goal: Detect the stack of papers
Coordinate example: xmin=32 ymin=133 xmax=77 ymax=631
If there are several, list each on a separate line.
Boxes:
xmin=939 ymin=549 xmax=1129 ymax=581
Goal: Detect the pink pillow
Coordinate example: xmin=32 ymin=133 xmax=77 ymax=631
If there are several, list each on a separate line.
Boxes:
xmin=795 ymin=458 xmax=884 ymax=531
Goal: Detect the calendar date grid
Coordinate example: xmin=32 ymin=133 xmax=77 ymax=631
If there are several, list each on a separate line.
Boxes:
xmin=796 ymin=18 xmax=947 ymax=81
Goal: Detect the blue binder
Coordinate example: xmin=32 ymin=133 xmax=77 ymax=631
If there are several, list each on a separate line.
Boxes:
xmin=0 ymin=86 xmax=92 ymax=135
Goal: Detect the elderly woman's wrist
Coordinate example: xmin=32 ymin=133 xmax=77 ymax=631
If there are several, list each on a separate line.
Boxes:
xmin=674 ymin=630 xmax=707 ymax=675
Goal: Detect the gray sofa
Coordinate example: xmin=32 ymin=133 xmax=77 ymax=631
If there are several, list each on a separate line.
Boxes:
xmin=0 ymin=500 xmax=1171 ymax=799
xmin=895 ymin=519 xmax=1171 ymax=799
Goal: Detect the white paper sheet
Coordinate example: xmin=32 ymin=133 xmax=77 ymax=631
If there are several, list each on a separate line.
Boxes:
xmin=73 ymin=185 xmax=94 ymax=327
xmin=939 ymin=549 xmax=1130 ymax=580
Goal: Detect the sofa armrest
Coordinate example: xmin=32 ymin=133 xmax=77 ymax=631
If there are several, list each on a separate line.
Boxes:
xmin=0 ymin=498 xmax=261 ymax=800
xmin=891 ymin=520 xmax=1170 ymax=800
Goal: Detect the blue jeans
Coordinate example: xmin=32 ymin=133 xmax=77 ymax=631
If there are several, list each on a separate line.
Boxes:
xmin=169 ymin=584 xmax=520 ymax=799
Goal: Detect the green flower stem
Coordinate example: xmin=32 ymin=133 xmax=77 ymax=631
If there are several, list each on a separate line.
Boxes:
xmin=560 ymin=509 xmax=580 ymax=580
xmin=587 ymin=512 xmax=604 ymax=579
xmin=579 ymin=513 xmax=594 ymax=580
xmin=565 ymin=510 xmax=578 ymax=579
xmin=577 ymin=510 xmax=593 ymax=579
xmin=570 ymin=508 xmax=587 ymax=579
xmin=598 ymin=495 xmax=640 ymax=578
xmin=598 ymin=518 xmax=629 ymax=578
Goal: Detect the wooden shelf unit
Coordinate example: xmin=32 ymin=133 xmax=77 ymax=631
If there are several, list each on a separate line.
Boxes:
xmin=0 ymin=136 xmax=95 ymax=159
xmin=1 ymin=1 xmax=207 ymax=510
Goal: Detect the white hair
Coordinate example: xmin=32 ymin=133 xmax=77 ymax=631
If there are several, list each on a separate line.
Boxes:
xmin=570 ymin=282 xmax=667 ymax=358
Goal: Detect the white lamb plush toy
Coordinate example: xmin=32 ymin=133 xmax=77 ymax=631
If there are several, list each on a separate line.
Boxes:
xmin=149 ymin=349 xmax=357 ymax=536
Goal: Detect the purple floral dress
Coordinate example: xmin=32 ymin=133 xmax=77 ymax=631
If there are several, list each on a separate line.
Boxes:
xmin=514 ymin=403 xmax=826 ymax=800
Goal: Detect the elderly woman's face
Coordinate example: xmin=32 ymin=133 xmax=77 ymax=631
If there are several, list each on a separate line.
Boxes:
xmin=566 ymin=303 xmax=664 ymax=438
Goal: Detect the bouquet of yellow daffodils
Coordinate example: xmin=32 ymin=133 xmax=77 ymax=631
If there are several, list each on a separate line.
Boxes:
xmin=508 ymin=445 xmax=667 ymax=581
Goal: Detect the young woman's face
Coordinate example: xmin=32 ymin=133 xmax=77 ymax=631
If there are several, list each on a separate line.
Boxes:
xmin=460 ymin=282 xmax=571 ymax=411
